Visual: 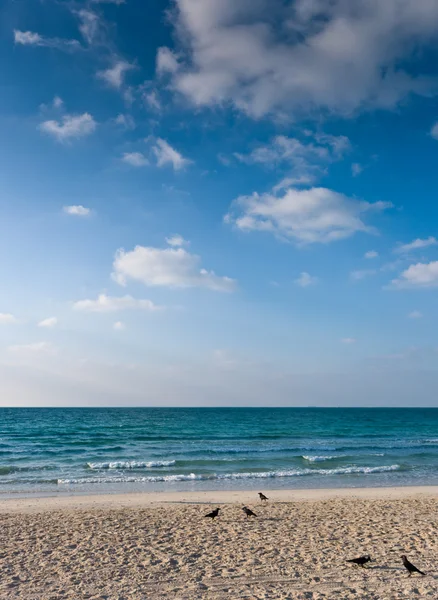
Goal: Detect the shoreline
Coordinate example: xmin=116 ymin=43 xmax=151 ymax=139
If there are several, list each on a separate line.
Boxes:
xmin=1 ymin=484 xmax=437 ymax=513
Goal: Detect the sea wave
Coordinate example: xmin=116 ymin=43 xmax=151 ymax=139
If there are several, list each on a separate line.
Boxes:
xmin=301 ymin=455 xmax=342 ymax=462
xmin=86 ymin=460 xmax=176 ymax=470
xmin=58 ymin=464 xmax=401 ymax=485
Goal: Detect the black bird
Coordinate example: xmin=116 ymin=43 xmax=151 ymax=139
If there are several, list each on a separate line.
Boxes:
xmin=242 ymin=506 xmax=257 ymax=518
xmin=258 ymin=492 xmax=269 ymax=502
xmin=204 ymin=508 xmax=220 ymax=520
xmin=401 ymin=555 xmax=426 ymax=577
xmin=347 ymin=555 xmax=372 ymax=568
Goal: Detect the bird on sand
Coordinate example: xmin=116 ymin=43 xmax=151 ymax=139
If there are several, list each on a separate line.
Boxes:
xmin=346 ymin=555 xmax=372 ymax=568
xmin=204 ymin=508 xmax=220 ymax=520
xmin=258 ymin=492 xmax=269 ymax=502
xmin=401 ymin=555 xmax=426 ymax=577
xmin=242 ymin=506 xmax=257 ymax=518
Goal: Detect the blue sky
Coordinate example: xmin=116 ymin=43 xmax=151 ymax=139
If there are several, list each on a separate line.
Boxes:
xmin=2 ymin=0 xmax=438 ymax=405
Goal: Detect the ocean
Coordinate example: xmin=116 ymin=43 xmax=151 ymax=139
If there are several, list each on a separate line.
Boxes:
xmin=1 ymin=407 xmax=438 ymax=496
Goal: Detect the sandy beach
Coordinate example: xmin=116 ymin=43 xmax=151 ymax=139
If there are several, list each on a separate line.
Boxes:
xmin=0 ymin=487 xmax=437 ymax=599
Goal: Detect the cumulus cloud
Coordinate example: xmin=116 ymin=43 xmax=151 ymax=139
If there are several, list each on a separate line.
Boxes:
xmin=39 ymin=113 xmax=96 ymax=142
xmin=225 ymin=186 xmax=392 ymax=245
xmin=295 ymin=272 xmax=317 ymax=287
xmin=152 ymin=138 xmax=192 ymax=171
xmin=122 ymin=152 xmax=149 ymax=167
xmin=365 ymin=250 xmax=378 ymax=259
xmin=73 ymin=294 xmax=161 ymax=313
xmin=14 ymin=30 xmax=81 ymax=51
xmin=38 ymin=317 xmax=58 ymax=328
xmin=394 ymin=236 xmax=438 ymax=254
xmin=391 ymin=261 xmax=438 ymax=289
xmin=161 ymin=0 xmax=438 ymax=118
xmin=0 ymin=313 xmax=18 ymax=325
xmin=63 ymin=205 xmax=91 ymax=216
xmin=112 ymin=244 xmax=236 ymax=292
xmin=97 ymin=60 xmax=134 ymax=89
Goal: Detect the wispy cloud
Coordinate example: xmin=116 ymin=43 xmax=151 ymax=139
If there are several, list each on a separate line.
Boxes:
xmin=152 ymin=138 xmax=192 ymax=171
xmin=165 ymin=234 xmax=189 ymax=247
xmin=341 ymin=338 xmax=356 ymax=345
xmin=38 ymin=317 xmax=58 ymax=328
xmin=295 ymin=272 xmax=318 ymax=287
xmin=98 ymin=60 xmax=134 ymax=89
xmin=408 ymin=310 xmax=423 ymax=319
xmin=14 ymin=30 xmax=81 ymax=51
xmin=8 ymin=342 xmax=56 ymax=354
xmin=63 ymin=205 xmax=91 ymax=217
xmin=352 ymin=163 xmax=363 ymax=176
xmin=394 ymin=236 xmax=438 ymax=254
xmin=39 ymin=113 xmax=97 ymax=142
xmin=122 ymin=152 xmax=149 ymax=167
xmin=365 ymin=250 xmax=378 ymax=259
xmin=0 ymin=313 xmax=18 ymax=325
xmin=350 ymin=269 xmax=377 ymax=281
xmin=73 ymin=294 xmax=161 ymax=312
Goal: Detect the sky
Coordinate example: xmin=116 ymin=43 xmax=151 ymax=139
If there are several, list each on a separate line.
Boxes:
xmin=2 ymin=0 xmax=438 ymax=406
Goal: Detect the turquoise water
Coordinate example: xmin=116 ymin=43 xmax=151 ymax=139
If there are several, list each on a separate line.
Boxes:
xmin=1 ymin=408 xmax=438 ymax=495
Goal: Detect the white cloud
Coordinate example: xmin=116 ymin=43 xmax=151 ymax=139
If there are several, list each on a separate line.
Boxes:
xmin=114 ymin=114 xmax=135 ymax=129
xmin=156 ymin=47 xmax=179 ymax=75
xmin=350 ymin=269 xmax=376 ymax=281
xmin=408 ymin=310 xmax=423 ymax=319
xmin=73 ymin=294 xmax=161 ymax=313
xmin=225 ymin=186 xmax=392 ymax=245
xmin=143 ymin=90 xmax=161 ymax=111
xmin=235 ymin=133 xmax=350 ymax=183
xmin=295 ymin=272 xmax=317 ymax=287
xmin=8 ymin=342 xmax=56 ymax=354
xmin=163 ymin=0 xmax=438 ymax=118
xmin=152 ymin=138 xmax=192 ymax=171
xmin=122 ymin=152 xmax=149 ymax=167
xmin=112 ymin=244 xmax=236 ymax=292
xmin=98 ymin=61 xmax=134 ymax=89
xmin=394 ymin=236 xmax=438 ymax=254
xmin=391 ymin=261 xmax=438 ymax=289
xmin=92 ymin=0 xmax=125 ymax=4
xmin=352 ymin=163 xmax=363 ymax=176
xmin=341 ymin=338 xmax=356 ymax=344
xmin=63 ymin=205 xmax=91 ymax=217
xmin=14 ymin=30 xmax=81 ymax=51
xmin=53 ymin=96 xmax=63 ymax=109
xmin=365 ymin=250 xmax=378 ymax=259
xmin=77 ymin=10 xmax=100 ymax=45
xmin=39 ymin=113 xmax=96 ymax=142
xmin=166 ymin=234 xmax=189 ymax=247
xmin=0 ymin=313 xmax=18 ymax=325
xmin=38 ymin=317 xmax=58 ymax=328
xmin=431 ymin=122 xmax=438 ymax=140
xmin=113 ymin=321 xmax=125 ymax=330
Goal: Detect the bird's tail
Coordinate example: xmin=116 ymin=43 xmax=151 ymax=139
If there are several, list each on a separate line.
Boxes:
xmin=418 ymin=569 xmax=426 ymax=576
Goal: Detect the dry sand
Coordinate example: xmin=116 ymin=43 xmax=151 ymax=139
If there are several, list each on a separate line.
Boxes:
xmin=0 ymin=487 xmax=437 ymax=599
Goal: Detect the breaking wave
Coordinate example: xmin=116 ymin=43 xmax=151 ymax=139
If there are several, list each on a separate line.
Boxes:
xmin=58 ymin=464 xmax=401 ymax=485
xmin=86 ymin=460 xmax=176 ymax=470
